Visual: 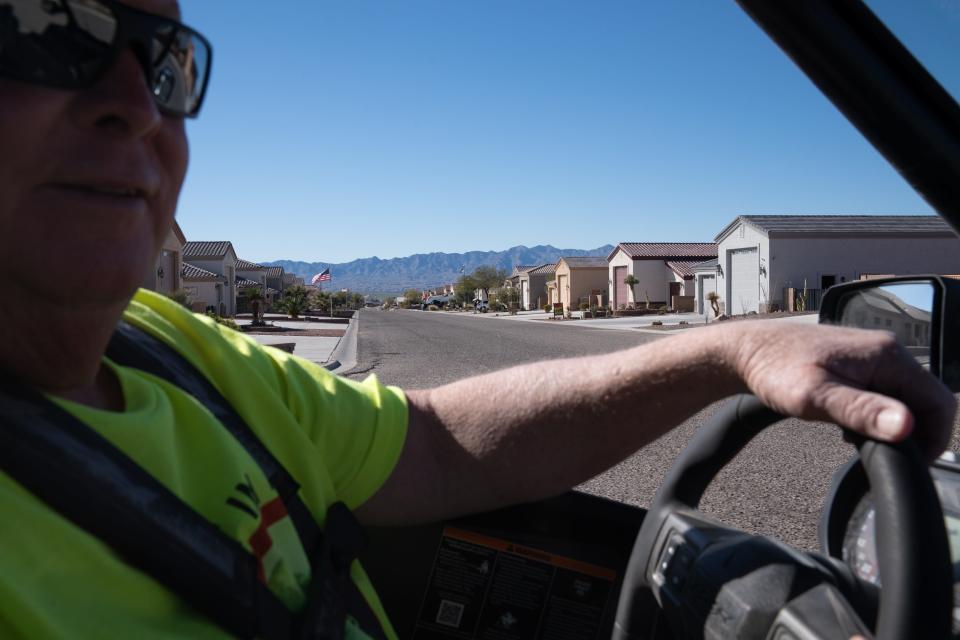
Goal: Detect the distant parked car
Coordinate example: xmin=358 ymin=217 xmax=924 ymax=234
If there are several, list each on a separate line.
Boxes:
xmin=474 ymin=299 xmax=489 ymax=312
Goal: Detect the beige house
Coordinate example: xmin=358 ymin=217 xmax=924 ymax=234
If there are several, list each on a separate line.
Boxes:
xmin=142 ymin=221 xmax=186 ymax=295
xmin=523 ymin=263 xmax=556 ymax=310
xmin=182 ymin=241 xmax=239 ymax=316
xmin=555 ymin=257 xmax=609 ymax=314
xmin=181 ymin=262 xmax=224 ymax=313
xmin=607 ymin=243 xmax=717 ymax=310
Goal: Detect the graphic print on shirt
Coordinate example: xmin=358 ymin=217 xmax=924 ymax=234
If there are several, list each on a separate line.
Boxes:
xmin=226 ymin=473 xmax=312 ymax=609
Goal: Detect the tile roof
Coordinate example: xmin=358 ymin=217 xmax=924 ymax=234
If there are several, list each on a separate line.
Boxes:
xmin=183 ymin=241 xmax=233 ymax=258
xmin=511 ymin=264 xmax=541 ymax=277
xmin=559 ymin=256 xmax=608 ymax=268
xmin=236 ymin=259 xmax=266 ymax=270
xmin=235 ymin=276 xmax=261 ymax=288
xmin=182 ymin=262 xmax=220 ymax=279
xmin=610 ymin=243 xmax=717 ymax=261
xmin=665 ymin=260 xmax=706 ymax=278
xmin=265 ymin=266 xmax=284 ymax=277
xmin=716 ymin=215 xmax=953 ymax=241
xmin=527 ymin=263 xmax=556 ymax=275
xmin=690 ymin=258 xmax=719 ymax=271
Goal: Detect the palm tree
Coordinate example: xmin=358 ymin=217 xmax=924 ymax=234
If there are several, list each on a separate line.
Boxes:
xmin=623 ymin=274 xmax=639 ymax=306
xmin=242 ymin=287 xmax=266 ymax=325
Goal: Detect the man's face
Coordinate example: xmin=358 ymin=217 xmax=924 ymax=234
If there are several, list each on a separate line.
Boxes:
xmin=0 ymin=0 xmax=189 ymax=307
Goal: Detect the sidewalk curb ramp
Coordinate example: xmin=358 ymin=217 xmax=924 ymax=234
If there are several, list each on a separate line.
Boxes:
xmin=325 ymin=312 xmax=359 ymax=375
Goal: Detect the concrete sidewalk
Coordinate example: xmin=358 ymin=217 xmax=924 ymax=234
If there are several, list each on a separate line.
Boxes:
xmin=239 ymin=316 xmax=357 ymax=369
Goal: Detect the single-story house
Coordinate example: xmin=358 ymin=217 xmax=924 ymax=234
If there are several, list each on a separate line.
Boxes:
xmin=505 ymin=265 xmax=544 ymax=310
xmin=555 ymin=257 xmax=608 ymax=314
xmin=143 ymin=220 xmax=186 ymax=295
xmin=183 ymin=241 xmax=239 ymax=316
xmin=523 ymin=263 xmax=556 ymax=311
xmin=607 ymin=243 xmax=717 ymax=310
xmin=181 ymin=262 xmax=226 ymax=314
xmin=714 ymin=215 xmax=960 ymax=315
xmin=265 ymin=266 xmax=286 ymax=297
xmin=691 ymin=259 xmax=719 ymax=315
xmin=235 ymin=258 xmax=277 ymax=310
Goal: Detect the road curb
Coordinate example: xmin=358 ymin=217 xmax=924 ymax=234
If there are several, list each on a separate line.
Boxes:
xmin=325 ymin=312 xmax=359 ymax=375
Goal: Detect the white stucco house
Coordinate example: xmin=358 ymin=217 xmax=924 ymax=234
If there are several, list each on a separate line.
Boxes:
xmin=714 ymin=215 xmax=960 ymax=315
xmin=691 ymin=259 xmax=719 ymax=315
xmin=142 ymin=220 xmax=186 ymax=295
xmin=181 ymin=262 xmax=224 ymax=313
xmin=182 ymin=241 xmax=239 ymax=316
xmin=607 ymin=243 xmax=717 ymax=310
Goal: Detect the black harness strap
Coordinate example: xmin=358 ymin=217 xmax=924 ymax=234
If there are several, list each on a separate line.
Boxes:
xmin=0 ymin=381 xmax=291 ymax=640
xmin=0 ymin=322 xmax=387 ymax=640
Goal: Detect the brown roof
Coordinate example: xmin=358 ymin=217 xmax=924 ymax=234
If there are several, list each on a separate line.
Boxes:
xmin=665 ymin=260 xmax=706 ymax=278
xmin=559 ymin=256 xmax=607 ymax=269
xmin=183 ymin=241 xmax=234 ymax=259
xmin=265 ymin=266 xmax=284 ymax=277
xmin=609 ymin=243 xmax=717 ymax=261
xmin=527 ymin=263 xmax=556 ymax=275
xmin=236 ymin=259 xmax=266 ymax=270
xmin=182 ymin=262 xmax=221 ymax=280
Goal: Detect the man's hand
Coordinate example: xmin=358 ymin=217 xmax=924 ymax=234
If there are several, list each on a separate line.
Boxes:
xmin=728 ymin=322 xmax=956 ymax=460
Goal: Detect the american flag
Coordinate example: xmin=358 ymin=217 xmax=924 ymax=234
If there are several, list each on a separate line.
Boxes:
xmin=311 ymin=268 xmax=332 ymax=285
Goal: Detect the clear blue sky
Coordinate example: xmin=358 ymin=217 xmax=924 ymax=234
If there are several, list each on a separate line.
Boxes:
xmin=174 ymin=1 xmax=960 ymax=264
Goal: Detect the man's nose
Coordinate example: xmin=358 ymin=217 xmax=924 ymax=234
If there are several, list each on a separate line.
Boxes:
xmin=71 ymin=48 xmax=164 ymax=139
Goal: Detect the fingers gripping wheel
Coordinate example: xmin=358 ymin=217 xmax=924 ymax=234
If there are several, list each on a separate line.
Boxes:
xmin=612 ymin=395 xmax=952 ymax=640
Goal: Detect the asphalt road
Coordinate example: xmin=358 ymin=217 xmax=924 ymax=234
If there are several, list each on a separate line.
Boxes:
xmin=345 ymin=308 xmax=955 ymax=551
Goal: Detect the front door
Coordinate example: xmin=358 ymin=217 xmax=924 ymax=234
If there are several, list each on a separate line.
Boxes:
xmin=669 ymin=282 xmax=681 ymax=308
xmin=614 ymin=266 xmax=628 ymax=309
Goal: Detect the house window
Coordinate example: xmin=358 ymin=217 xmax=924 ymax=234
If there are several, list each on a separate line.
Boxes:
xmin=738 ymin=225 xmax=745 ymax=239
xmin=885 ymin=318 xmax=892 ymax=327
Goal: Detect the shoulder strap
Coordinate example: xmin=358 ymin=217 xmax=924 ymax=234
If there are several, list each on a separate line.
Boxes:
xmin=0 ymin=380 xmax=292 ymax=640
xmin=0 ymin=322 xmax=387 ymax=640
xmin=105 ymin=321 xmax=387 ymax=640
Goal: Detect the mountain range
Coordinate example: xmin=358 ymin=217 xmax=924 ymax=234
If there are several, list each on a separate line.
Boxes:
xmin=264 ymin=244 xmax=615 ymax=294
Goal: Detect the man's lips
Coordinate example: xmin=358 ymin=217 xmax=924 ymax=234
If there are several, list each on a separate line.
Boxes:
xmin=47 ymin=182 xmax=151 ymax=199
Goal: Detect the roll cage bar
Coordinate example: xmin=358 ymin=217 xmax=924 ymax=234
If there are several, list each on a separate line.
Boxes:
xmin=736 ymin=0 xmax=960 ymax=236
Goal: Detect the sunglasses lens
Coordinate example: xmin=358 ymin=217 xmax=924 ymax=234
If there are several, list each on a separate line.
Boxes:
xmin=150 ymin=25 xmax=209 ymax=116
xmin=0 ymin=0 xmax=116 ymax=86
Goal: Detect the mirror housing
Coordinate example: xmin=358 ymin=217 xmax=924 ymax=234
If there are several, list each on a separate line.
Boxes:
xmin=819 ymin=276 xmax=960 ymax=391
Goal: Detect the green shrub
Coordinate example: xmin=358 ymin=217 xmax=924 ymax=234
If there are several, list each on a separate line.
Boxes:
xmin=206 ymin=312 xmax=239 ymax=331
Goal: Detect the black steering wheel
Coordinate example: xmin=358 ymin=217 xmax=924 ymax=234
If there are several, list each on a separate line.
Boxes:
xmin=612 ymin=394 xmax=953 ymax=640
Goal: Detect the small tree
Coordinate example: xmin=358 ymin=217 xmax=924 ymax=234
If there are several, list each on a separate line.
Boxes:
xmin=623 ymin=274 xmax=639 ymax=305
xmin=278 ymin=285 xmax=310 ymax=319
xmin=242 ymin=287 xmax=266 ymax=325
xmin=642 ymin=289 xmax=652 ymax=310
xmin=706 ymin=291 xmax=721 ymax=318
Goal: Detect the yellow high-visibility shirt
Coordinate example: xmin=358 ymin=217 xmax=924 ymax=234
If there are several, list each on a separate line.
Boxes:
xmin=0 ymin=289 xmax=407 ymax=639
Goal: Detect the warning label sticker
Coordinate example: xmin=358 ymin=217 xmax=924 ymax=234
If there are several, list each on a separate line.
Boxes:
xmin=413 ymin=527 xmax=615 ymax=640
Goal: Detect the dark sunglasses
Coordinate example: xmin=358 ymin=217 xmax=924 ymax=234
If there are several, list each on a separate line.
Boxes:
xmin=0 ymin=0 xmax=212 ymax=118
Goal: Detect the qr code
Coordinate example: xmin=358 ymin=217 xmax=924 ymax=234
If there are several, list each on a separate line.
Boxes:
xmin=435 ymin=599 xmax=465 ymax=628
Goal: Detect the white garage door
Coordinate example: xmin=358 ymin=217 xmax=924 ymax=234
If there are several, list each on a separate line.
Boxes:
xmin=698 ymin=274 xmax=716 ymax=314
xmin=729 ymin=248 xmax=759 ymax=315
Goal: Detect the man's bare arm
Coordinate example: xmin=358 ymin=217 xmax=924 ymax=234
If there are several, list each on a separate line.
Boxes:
xmin=355 ymin=322 xmax=956 ymax=526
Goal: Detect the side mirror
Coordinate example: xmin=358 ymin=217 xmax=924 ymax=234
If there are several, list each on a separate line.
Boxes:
xmin=819 ymin=276 xmax=960 ymax=391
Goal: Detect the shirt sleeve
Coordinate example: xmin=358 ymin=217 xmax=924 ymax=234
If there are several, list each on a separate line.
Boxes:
xmin=269 ymin=352 xmax=410 ymax=509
